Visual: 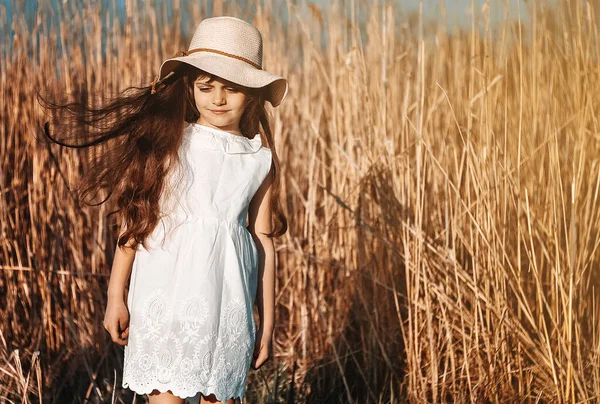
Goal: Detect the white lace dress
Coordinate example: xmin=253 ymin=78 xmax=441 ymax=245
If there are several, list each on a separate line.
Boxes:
xmin=121 ymin=122 xmax=273 ymax=402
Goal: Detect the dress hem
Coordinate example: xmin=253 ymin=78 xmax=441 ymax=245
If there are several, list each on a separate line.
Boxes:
xmin=122 ymin=380 xmax=245 ymax=403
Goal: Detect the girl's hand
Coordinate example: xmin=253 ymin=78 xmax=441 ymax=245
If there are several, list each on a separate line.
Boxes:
xmin=103 ymin=298 xmax=130 ymax=346
xmin=251 ymin=324 xmax=273 ymax=370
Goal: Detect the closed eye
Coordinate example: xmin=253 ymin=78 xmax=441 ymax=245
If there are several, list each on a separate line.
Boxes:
xmin=198 ymin=86 xmax=238 ymax=93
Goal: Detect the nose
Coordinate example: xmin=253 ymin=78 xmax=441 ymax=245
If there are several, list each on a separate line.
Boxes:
xmin=212 ymin=89 xmax=226 ymax=106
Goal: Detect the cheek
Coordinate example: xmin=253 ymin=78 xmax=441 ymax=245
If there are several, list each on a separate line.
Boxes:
xmin=234 ymin=94 xmax=248 ymax=109
xmin=193 ymin=91 xmax=208 ymax=109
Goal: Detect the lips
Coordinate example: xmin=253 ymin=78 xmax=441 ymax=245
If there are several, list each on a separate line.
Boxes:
xmin=211 ymin=110 xmax=229 ymax=114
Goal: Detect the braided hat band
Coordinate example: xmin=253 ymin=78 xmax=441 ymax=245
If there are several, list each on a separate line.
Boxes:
xmin=151 ymin=16 xmax=288 ymax=107
xmin=179 ymin=48 xmax=261 ymax=69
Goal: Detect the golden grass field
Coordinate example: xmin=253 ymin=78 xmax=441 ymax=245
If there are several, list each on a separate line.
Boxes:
xmin=2 ymin=0 xmax=600 ymax=402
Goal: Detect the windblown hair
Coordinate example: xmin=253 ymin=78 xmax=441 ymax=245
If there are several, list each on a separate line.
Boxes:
xmin=38 ymin=65 xmax=287 ymax=251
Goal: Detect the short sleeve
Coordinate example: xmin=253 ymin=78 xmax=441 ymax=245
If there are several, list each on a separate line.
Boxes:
xmin=259 ymin=147 xmax=273 ymax=185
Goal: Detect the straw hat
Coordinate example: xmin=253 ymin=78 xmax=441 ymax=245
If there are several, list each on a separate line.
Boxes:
xmin=154 ymin=16 xmax=288 ymax=107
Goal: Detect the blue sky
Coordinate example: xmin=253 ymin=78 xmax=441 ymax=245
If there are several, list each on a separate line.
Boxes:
xmin=402 ymin=0 xmax=533 ymax=28
xmin=3 ymin=0 xmax=537 ymax=30
xmin=1 ymin=0 xmax=546 ymax=56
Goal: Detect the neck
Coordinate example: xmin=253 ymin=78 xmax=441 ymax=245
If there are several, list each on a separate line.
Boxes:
xmin=196 ymin=118 xmax=243 ymax=136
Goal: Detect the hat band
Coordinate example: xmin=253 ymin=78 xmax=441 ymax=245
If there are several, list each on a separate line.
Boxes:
xmin=181 ymin=47 xmax=262 ymax=70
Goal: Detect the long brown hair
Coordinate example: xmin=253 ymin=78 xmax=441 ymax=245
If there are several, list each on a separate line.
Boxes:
xmin=37 ymin=65 xmax=287 ymax=250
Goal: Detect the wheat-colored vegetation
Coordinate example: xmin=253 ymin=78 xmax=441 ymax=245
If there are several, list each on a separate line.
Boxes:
xmin=2 ymin=0 xmax=600 ymax=402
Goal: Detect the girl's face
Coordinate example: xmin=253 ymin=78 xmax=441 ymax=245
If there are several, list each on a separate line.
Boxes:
xmin=193 ymin=73 xmax=249 ymax=135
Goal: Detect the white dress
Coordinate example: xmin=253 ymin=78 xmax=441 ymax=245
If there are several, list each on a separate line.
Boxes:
xmin=122 ymin=122 xmax=273 ymax=402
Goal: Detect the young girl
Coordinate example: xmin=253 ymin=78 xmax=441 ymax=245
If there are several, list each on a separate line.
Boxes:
xmin=40 ymin=16 xmax=288 ymax=404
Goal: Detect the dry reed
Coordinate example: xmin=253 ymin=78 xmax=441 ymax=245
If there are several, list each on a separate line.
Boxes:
xmin=1 ymin=0 xmax=600 ymax=402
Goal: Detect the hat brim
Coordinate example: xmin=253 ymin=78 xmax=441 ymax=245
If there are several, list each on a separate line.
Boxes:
xmin=158 ymin=53 xmax=288 ymax=107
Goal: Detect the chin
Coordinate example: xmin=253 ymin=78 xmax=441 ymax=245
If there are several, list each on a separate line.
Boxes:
xmin=209 ymin=119 xmax=232 ymax=126
xmin=200 ymin=113 xmax=239 ymax=128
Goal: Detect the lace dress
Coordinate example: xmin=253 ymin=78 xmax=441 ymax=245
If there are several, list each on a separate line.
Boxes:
xmin=121 ymin=122 xmax=273 ymax=402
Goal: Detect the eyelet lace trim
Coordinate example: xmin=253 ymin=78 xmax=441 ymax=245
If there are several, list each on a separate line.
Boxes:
xmin=123 ymin=289 xmax=255 ymax=402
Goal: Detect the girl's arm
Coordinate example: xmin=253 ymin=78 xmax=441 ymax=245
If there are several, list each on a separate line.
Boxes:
xmin=107 ymin=226 xmax=137 ymax=301
xmin=248 ymin=168 xmax=276 ymax=368
xmin=104 ymin=225 xmax=136 ymax=345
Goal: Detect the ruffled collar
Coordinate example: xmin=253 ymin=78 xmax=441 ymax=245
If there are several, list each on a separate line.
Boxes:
xmin=183 ymin=122 xmax=263 ymax=154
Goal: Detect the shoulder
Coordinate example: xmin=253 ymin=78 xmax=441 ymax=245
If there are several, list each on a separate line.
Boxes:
xmin=256 ymin=146 xmax=273 ymax=181
xmin=259 ymin=145 xmax=273 ymax=155
xmin=253 ymin=142 xmax=272 ymax=161
xmin=258 ymin=145 xmax=273 ymax=163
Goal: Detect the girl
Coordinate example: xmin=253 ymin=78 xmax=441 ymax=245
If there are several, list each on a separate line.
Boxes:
xmin=40 ymin=16 xmax=288 ymax=404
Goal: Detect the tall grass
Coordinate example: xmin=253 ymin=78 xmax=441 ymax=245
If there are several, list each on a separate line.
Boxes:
xmin=2 ymin=0 xmax=600 ymax=402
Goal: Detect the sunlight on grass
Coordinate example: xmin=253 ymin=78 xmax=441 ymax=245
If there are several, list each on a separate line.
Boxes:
xmin=1 ymin=0 xmax=600 ymax=402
